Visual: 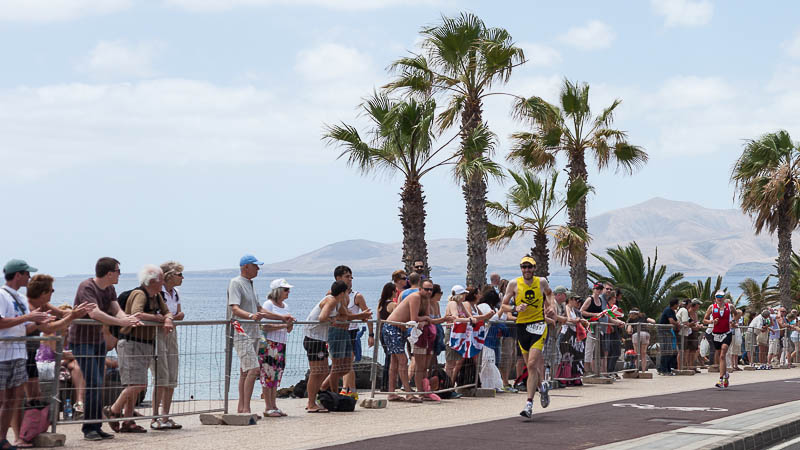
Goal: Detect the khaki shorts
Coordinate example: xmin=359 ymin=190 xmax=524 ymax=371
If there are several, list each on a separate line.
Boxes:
xmin=769 ymin=338 xmax=780 ymax=355
xmin=151 ymin=330 xmax=179 ymax=388
xmin=233 ymin=332 xmax=260 ymax=372
xmin=118 ymin=339 xmax=155 ymax=386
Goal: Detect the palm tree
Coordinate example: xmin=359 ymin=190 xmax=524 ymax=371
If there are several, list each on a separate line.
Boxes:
xmin=487 ymin=169 xmax=590 ymax=278
xmin=509 ymin=79 xmax=648 ymax=298
xmin=385 ymin=12 xmax=525 ymax=287
xmin=732 ymin=130 xmax=800 ymax=309
xmin=323 ymin=93 xmax=458 ymax=276
xmin=588 ymin=242 xmax=685 ymax=319
xmin=673 ymin=275 xmax=727 ymax=309
xmin=738 ymin=276 xmax=778 ymax=314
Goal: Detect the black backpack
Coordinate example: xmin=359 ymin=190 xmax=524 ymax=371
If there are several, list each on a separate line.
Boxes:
xmin=316 ymin=390 xmax=356 ymax=412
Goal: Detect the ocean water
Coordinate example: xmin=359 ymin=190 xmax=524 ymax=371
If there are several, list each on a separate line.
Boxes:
xmin=44 ymin=271 xmax=758 ymax=401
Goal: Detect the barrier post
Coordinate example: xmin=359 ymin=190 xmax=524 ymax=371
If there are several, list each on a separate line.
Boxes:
xmin=594 ymin=324 xmax=602 ymax=377
xmin=369 ymin=319 xmax=380 ymax=399
xmin=49 ymin=336 xmax=63 ymax=433
xmin=679 ymin=330 xmax=685 ymax=371
xmin=223 ymin=321 xmax=233 ymax=414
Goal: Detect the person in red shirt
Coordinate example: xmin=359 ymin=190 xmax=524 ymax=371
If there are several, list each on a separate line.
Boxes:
xmin=703 ymin=291 xmax=742 ymax=389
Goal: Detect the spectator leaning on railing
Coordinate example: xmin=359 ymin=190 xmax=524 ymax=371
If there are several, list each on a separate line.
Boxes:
xmin=69 ymin=257 xmax=143 ymax=442
xmin=105 ymin=265 xmax=174 ymax=434
xmin=0 ymin=259 xmax=52 ymax=450
xmin=151 ymin=261 xmax=186 ymax=430
xmin=227 ymin=254 xmax=294 ymax=415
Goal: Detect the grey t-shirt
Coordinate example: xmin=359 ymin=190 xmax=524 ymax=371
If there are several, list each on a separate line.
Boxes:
xmin=227 ymin=276 xmax=259 ymax=320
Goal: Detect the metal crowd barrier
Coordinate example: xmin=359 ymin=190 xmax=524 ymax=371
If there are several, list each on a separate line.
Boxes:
xmin=7 ymin=311 xmax=796 ymax=444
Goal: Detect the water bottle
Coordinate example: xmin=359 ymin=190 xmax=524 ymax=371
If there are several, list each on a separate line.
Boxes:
xmin=64 ymin=399 xmax=73 ymax=420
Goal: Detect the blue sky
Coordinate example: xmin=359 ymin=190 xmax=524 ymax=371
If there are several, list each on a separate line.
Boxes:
xmin=1 ymin=0 xmax=799 ymax=276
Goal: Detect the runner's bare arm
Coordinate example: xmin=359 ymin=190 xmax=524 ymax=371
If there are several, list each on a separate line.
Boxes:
xmin=539 ymin=279 xmax=556 ymax=319
xmin=702 ymin=305 xmax=715 ymax=325
xmin=500 ymin=282 xmax=516 ymax=313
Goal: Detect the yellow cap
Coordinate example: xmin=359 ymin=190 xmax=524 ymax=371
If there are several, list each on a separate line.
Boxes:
xmin=520 ymin=256 xmax=536 ymax=266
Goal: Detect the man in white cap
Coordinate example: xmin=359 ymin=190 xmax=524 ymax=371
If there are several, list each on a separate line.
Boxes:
xmin=702 ymin=291 xmax=741 ymax=389
xmin=227 ymin=254 xmax=294 ymax=414
xmin=501 ymin=256 xmax=555 ymax=420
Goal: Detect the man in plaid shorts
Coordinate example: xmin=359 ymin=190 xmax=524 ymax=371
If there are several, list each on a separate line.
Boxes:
xmin=0 ymin=259 xmax=51 ymax=449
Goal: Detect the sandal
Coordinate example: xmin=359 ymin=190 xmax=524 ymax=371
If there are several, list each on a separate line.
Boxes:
xmin=102 ymin=406 xmax=121 ymax=433
xmin=74 ymin=401 xmax=84 ymax=414
xmin=277 ymin=409 xmax=287 ymax=417
xmin=150 ymin=419 xmax=167 ymax=430
xmin=163 ymin=418 xmax=182 ymax=429
xmin=387 ymin=395 xmax=406 ymax=402
xmin=119 ymin=421 xmax=147 ymax=433
xmin=408 ymin=396 xmax=424 ymax=403
xmin=264 ymin=410 xmax=282 ymax=418
xmin=305 ymin=407 xmax=329 ymax=413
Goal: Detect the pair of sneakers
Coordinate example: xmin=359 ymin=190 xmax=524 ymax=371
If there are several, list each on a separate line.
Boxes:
xmin=714 ymin=373 xmax=730 ymax=389
xmin=519 ymin=382 xmax=550 ymax=419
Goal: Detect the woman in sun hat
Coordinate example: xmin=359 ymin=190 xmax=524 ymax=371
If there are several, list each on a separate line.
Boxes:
xmin=259 ymin=278 xmax=294 ymax=417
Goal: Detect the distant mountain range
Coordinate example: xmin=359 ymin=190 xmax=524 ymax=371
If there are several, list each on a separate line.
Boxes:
xmin=250 ymin=197 xmax=791 ymax=278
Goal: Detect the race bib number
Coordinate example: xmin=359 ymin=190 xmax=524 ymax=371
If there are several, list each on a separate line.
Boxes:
xmin=526 ymin=322 xmax=546 ymax=335
xmin=713 ymin=333 xmax=728 ymax=342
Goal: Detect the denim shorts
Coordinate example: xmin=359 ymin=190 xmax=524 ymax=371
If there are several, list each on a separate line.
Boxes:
xmin=327 ymin=327 xmax=353 ymax=359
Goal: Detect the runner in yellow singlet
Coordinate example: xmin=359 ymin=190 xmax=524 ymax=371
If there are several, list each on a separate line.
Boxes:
xmin=501 ymin=256 xmax=555 ymax=420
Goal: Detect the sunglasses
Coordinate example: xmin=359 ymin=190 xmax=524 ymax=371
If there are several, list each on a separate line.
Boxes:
xmin=282 ymin=288 xmax=290 ymax=292
xmin=520 ymin=265 xmax=534 ymax=269
xmin=175 ymin=272 xmax=184 ymax=277
xmin=715 ymin=295 xmax=724 ymax=299
xmin=414 ymin=265 xmax=424 ymax=269
xmin=422 ymin=288 xmax=433 ymax=292
xmin=593 ymin=286 xmax=603 ymax=290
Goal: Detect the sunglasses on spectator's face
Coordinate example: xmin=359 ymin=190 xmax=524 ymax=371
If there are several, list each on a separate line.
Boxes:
xmin=282 ymin=288 xmax=290 ymax=292
xmin=422 ymin=288 xmax=433 ymax=292
xmin=593 ymin=286 xmax=603 ymax=290
xmin=415 ymin=266 xmax=424 ymax=269
xmin=520 ymin=265 xmax=534 ymax=270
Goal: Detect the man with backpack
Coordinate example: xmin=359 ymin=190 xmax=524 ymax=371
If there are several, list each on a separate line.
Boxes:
xmin=68 ymin=257 xmax=143 ymax=441
xmin=104 ymin=265 xmax=174 ymax=434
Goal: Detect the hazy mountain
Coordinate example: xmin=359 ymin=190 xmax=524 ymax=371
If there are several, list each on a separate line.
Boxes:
xmin=259 ymin=197 xmax=792 ymax=278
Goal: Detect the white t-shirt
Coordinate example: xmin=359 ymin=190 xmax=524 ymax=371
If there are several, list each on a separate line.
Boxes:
xmin=0 ymin=286 xmax=30 ymax=362
xmin=262 ymin=300 xmax=290 ymax=344
xmin=161 ymin=287 xmax=180 ymax=316
xmin=676 ymin=307 xmax=691 ymax=336
xmin=476 ymin=303 xmax=497 ymax=321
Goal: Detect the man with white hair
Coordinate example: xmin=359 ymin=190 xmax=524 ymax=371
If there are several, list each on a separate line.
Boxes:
xmin=490 ymin=273 xmax=501 ymax=293
xmin=104 ymin=265 xmax=174 ymax=433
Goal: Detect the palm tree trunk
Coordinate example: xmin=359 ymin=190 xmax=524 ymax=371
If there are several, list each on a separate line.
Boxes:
xmin=777 ymin=198 xmax=793 ymax=310
xmin=400 ymin=177 xmax=430 ymax=277
xmin=531 ymin=230 xmax=549 ymax=278
xmin=568 ymin=149 xmax=590 ymax=298
xmin=461 ymin=97 xmax=488 ymax=287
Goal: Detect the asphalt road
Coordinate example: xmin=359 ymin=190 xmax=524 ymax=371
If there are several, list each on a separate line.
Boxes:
xmin=328 ymin=377 xmax=800 ymax=449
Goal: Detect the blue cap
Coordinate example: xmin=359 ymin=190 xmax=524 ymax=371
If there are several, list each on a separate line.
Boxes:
xmin=239 ymin=254 xmax=264 ymax=267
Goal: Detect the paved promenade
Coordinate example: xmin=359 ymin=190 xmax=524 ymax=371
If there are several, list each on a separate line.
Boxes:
xmin=52 ymin=369 xmax=800 ymax=449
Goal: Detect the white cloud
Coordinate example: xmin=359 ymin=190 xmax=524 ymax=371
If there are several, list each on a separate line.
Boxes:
xmin=78 ymin=41 xmax=164 ymax=79
xmin=654 ymin=76 xmax=735 ymax=109
xmin=164 ymin=0 xmax=442 ymax=12
xmin=784 ymin=30 xmax=800 ymax=58
xmin=295 ymin=43 xmax=372 ymax=82
xmin=651 ymin=0 xmax=713 ymax=27
xmin=0 ymin=0 xmax=131 ymax=23
xmin=518 ymin=43 xmax=561 ymax=67
xmin=558 ymin=21 xmax=615 ymax=50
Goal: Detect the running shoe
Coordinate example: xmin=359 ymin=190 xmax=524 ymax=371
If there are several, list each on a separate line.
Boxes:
xmin=539 ymin=382 xmax=550 ymax=409
xmin=503 ymin=386 xmax=519 ymax=393
xmin=723 ymin=373 xmax=729 ymax=388
xmin=519 ymin=401 xmax=533 ymax=419
xmin=715 ymin=380 xmax=724 ymax=389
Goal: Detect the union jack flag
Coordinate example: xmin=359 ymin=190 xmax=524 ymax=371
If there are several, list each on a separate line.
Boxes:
xmin=449 ymin=321 xmax=487 ymax=358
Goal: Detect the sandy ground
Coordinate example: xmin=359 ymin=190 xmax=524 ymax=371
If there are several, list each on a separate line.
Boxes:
xmin=50 ymin=368 xmax=800 ymax=449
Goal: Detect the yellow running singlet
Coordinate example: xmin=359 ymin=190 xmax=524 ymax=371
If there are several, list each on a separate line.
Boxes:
xmin=515 ymin=276 xmax=544 ymax=324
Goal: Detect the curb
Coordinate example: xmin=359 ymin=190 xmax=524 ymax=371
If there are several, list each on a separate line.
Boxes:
xmin=699 ymin=416 xmax=800 ymax=450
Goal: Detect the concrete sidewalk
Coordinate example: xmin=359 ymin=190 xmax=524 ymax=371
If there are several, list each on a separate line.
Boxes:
xmin=51 ymin=369 xmax=800 ymax=449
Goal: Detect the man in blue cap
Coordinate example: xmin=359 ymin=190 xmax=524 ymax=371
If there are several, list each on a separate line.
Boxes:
xmin=0 ymin=259 xmax=51 ymax=449
xmin=227 ymin=254 xmax=294 ymax=414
